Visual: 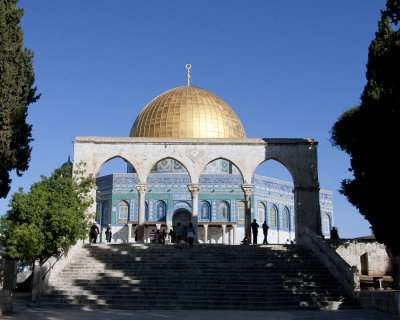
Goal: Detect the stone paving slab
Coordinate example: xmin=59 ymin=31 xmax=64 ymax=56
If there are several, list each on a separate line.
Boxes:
xmin=2 ymin=302 xmax=398 ymax=320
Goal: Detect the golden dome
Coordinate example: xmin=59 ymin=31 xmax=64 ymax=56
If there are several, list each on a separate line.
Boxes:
xmin=130 ymin=86 xmax=246 ymax=139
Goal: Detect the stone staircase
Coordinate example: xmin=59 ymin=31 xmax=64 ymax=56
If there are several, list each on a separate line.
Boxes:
xmin=35 ymin=243 xmax=359 ymax=310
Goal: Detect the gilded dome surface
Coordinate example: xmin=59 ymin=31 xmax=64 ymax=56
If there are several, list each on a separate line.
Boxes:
xmin=130 ymin=86 xmax=246 ymax=139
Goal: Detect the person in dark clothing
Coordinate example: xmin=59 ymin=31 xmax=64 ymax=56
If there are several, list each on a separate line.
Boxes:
xmin=262 ymin=221 xmax=269 ymax=244
xmin=105 ymin=224 xmax=112 ymax=243
xmin=250 ymin=219 xmax=259 ymax=244
xmin=160 ymin=229 xmax=166 ymax=244
xmin=175 ymin=223 xmax=185 ymax=248
xmin=241 ymin=235 xmax=250 ymax=245
xmin=169 ymin=229 xmax=176 ymax=244
xmin=330 ymin=227 xmax=339 ymax=240
xmin=187 ymin=223 xmax=195 ymax=248
xmin=89 ymin=222 xmax=99 ymax=244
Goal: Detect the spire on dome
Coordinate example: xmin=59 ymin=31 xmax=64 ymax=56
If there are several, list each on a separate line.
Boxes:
xmin=185 ymin=64 xmax=191 ymax=86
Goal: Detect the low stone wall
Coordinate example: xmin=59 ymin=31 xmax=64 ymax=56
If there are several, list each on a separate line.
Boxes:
xmin=298 ymin=227 xmax=359 ymax=298
xmin=332 ymin=239 xmax=391 ymax=276
xmin=32 ymin=240 xmax=85 ymax=301
xmin=357 ymin=290 xmax=400 ymax=317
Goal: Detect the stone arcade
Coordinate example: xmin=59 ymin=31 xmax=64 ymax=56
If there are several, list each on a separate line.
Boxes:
xmin=73 ymin=67 xmax=332 ymax=245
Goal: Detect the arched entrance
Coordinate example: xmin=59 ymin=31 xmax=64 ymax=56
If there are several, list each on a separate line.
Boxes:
xmin=173 ymin=209 xmax=192 ymax=228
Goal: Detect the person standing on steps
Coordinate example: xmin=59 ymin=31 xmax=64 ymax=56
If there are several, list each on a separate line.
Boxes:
xmin=105 ymin=224 xmax=112 ymax=243
xmin=155 ymin=229 xmax=160 ymax=244
xmin=149 ymin=229 xmax=156 ymax=243
xmin=262 ymin=220 xmax=269 ymax=244
xmin=187 ymin=223 xmax=195 ymax=248
xmin=169 ymin=229 xmax=176 ymax=244
xmin=174 ymin=222 xmax=185 ymax=249
xmin=89 ymin=222 xmax=99 ymax=244
xmin=251 ymin=219 xmax=259 ymax=244
xmin=161 ymin=229 xmax=167 ymax=244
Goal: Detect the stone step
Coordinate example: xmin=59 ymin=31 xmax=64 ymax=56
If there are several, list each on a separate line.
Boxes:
xmin=50 ymin=275 xmax=337 ymax=286
xmin=34 ymin=301 xmax=359 ymax=311
xmin=37 ymin=244 xmax=358 ymax=311
xmin=44 ymin=288 xmax=347 ymax=296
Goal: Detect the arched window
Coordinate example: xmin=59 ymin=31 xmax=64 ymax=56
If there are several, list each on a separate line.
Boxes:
xmin=219 ymin=202 xmax=230 ymax=221
xmin=281 ymin=207 xmax=290 ymax=229
xmin=258 ymin=202 xmax=266 ymax=223
xmin=323 ymin=214 xmax=331 ymax=235
xmin=102 ymin=201 xmax=110 ymax=226
xmin=156 ymin=201 xmax=166 ymax=221
xmin=118 ymin=201 xmax=129 ymax=222
xmin=270 ymin=205 xmax=278 ymax=227
xmin=200 ymin=201 xmax=211 ymax=221
xmin=238 ymin=201 xmax=245 ymax=220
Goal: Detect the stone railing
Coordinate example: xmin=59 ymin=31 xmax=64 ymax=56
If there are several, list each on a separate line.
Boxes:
xmin=298 ymin=227 xmax=359 ymax=298
xmin=32 ymin=240 xmax=84 ymax=302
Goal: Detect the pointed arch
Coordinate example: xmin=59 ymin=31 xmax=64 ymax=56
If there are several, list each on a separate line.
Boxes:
xmin=199 ymin=157 xmax=244 ymax=182
xmin=200 ymin=201 xmax=211 ymax=221
xmin=156 ymin=200 xmax=167 ymax=221
xmin=258 ymin=202 xmax=266 ymax=223
xmin=219 ymin=201 xmax=230 ymax=221
xmin=96 ymin=155 xmax=136 ymax=176
xmin=146 ymin=157 xmax=192 ymax=182
xmin=269 ymin=204 xmax=278 ymax=227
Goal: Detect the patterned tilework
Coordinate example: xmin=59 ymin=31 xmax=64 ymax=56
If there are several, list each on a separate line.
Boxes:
xmin=96 ymin=172 xmax=333 ymax=234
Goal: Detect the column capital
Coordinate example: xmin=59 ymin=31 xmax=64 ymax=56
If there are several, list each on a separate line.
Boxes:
xmin=241 ymin=183 xmax=254 ymax=196
xmin=136 ymin=183 xmax=148 ymax=195
xmin=187 ymin=183 xmax=201 ymax=196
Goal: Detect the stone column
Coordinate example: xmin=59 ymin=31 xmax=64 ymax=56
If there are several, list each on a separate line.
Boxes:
xmin=127 ymin=224 xmax=132 ymax=243
xmin=229 ymin=227 xmax=233 ymax=244
xmin=136 ymin=183 xmax=148 ymax=242
xmin=241 ymin=184 xmax=254 ymax=243
xmin=293 ymin=185 xmax=321 ymax=244
xmin=222 ymin=224 xmax=226 ymax=244
xmin=31 ymin=260 xmax=41 ymax=302
xmin=187 ymin=184 xmax=201 ymax=240
xmin=233 ymin=224 xmax=237 ymax=244
xmin=203 ymin=224 xmax=208 ymax=244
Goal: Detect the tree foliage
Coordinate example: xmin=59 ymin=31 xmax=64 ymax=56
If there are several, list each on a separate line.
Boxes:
xmin=331 ymin=0 xmax=400 ymax=287
xmin=0 ymin=0 xmax=40 ymax=198
xmin=0 ymin=161 xmax=95 ymax=263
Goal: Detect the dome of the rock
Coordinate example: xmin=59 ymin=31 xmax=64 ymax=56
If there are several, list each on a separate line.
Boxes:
xmin=129 ymin=86 xmax=246 ymax=139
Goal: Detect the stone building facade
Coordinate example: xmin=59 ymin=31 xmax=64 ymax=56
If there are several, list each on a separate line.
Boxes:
xmin=96 ymin=158 xmax=333 ymax=244
xmin=74 ymin=71 xmax=328 ymax=244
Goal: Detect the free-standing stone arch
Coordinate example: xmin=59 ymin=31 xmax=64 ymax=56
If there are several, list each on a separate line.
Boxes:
xmin=73 ymin=137 xmax=320 ymax=244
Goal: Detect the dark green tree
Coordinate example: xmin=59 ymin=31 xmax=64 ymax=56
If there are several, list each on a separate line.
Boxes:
xmin=0 ymin=0 xmax=40 ymax=198
xmin=0 ymin=161 xmax=95 ymax=264
xmin=331 ymin=0 xmax=400 ymax=288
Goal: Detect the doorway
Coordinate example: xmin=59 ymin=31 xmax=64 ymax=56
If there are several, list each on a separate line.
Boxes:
xmin=173 ymin=210 xmax=192 ymax=228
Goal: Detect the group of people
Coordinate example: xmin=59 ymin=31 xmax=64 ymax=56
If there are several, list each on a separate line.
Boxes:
xmin=89 ymin=222 xmax=112 ymax=244
xmin=149 ymin=222 xmax=196 ymax=248
xmin=89 ymin=221 xmax=197 ymax=246
xmin=244 ymin=219 xmax=270 ymax=245
xmin=149 ymin=228 xmax=175 ymax=244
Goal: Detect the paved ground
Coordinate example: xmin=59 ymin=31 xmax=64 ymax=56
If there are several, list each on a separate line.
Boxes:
xmin=2 ymin=300 xmax=398 ymax=320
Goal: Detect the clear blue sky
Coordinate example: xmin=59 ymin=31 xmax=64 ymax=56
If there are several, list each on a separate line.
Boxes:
xmin=1 ymin=0 xmax=386 ymax=238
